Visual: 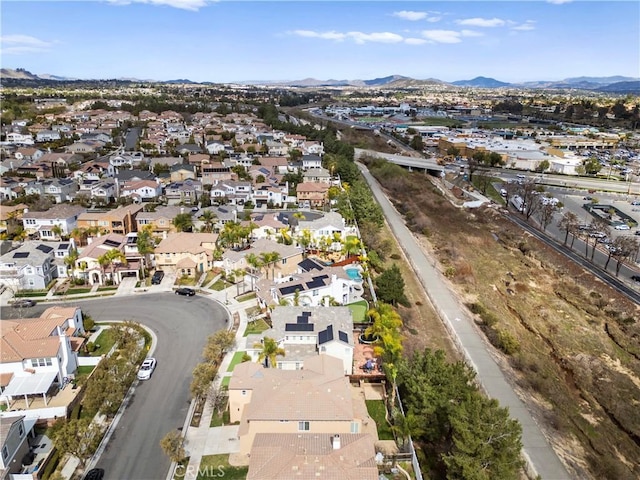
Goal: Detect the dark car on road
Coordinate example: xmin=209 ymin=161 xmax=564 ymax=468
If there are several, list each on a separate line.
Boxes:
xmin=631 ymin=275 xmax=640 ymax=283
xmin=84 ymin=469 xmax=104 ymax=480
xmin=151 ymin=270 xmax=165 ymax=285
xmin=175 ymin=287 xmax=196 ymax=296
xmin=12 ymin=299 xmax=36 ymax=308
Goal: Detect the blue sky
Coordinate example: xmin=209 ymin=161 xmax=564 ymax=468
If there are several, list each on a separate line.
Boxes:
xmin=1 ymin=1 xmax=638 ymax=83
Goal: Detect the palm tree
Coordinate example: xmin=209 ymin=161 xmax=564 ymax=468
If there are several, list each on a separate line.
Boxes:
xmin=297 ymin=228 xmax=312 ymax=252
xmin=98 ymin=249 xmax=127 ymax=285
xmin=51 ymin=223 xmax=63 ymax=240
xmin=63 ymin=248 xmax=79 ymax=278
xmin=260 ymin=251 xmax=281 ymax=279
xmin=70 ymin=227 xmax=88 ymax=246
xmin=278 ymin=227 xmax=292 ymax=245
xmin=253 ymin=337 xmax=285 ymax=368
xmin=245 ymin=253 xmax=263 ymax=289
xmin=136 ymin=225 xmax=156 ymax=279
xmin=199 ymin=210 xmax=217 ymax=233
xmin=342 ymin=236 xmax=361 ymax=259
xmin=172 ymin=213 xmax=193 ymax=233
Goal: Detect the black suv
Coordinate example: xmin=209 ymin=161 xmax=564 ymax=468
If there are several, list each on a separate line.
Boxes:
xmin=151 ymin=270 xmax=165 ymax=285
xmin=175 ymin=287 xmax=196 ymax=296
xmin=84 ymin=469 xmax=104 ymax=480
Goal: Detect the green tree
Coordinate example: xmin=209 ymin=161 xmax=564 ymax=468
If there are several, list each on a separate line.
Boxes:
xmin=260 ymin=251 xmax=281 ymax=279
xmin=172 ymin=212 xmax=194 ymax=232
xmin=199 ymin=209 xmax=217 ymax=233
xmin=375 ymin=264 xmax=408 ymax=306
xmin=582 ymin=157 xmax=602 ymax=175
xmin=190 ymin=362 xmax=217 ymax=399
xmin=136 ymin=225 xmax=156 ymax=278
xmin=443 ymin=395 xmax=523 ymax=480
xmin=203 ymin=330 xmax=236 ymax=364
xmin=535 ymin=159 xmax=550 ymax=172
xmin=557 ymin=211 xmax=579 ymax=246
xmin=160 ymin=430 xmax=186 ymax=463
xmin=409 ymin=135 xmax=424 ymax=151
xmin=254 ymin=337 xmax=285 ymax=368
xmin=52 ymin=418 xmax=102 ymax=467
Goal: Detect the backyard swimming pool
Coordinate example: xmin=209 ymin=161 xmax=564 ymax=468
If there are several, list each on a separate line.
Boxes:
xmin=345 ymin=267 xmax=363 ymax=281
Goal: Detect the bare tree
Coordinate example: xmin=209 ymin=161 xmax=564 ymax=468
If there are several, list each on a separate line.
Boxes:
xmin=160 ymin=430 xmax=186 ymax=463
xmin=538 ymin=200 xmax=559 ymax=232
xmin=590 ymin=218 xmax=610 ymax=262
xmin=613 ymin=236 xmax=640 ymax=277
xmin=520 ymin=180 xmax=543 ymax=220
xmin=558 ymin=211 xmax=579 ymax=246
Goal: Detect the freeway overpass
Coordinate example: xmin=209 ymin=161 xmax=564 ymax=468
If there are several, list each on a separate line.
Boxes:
xmin=354 ymin=148 xmax=444 ymax=173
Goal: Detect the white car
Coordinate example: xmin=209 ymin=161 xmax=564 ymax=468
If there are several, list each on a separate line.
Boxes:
xmin=614 ymin=224 xmax=630 ymax=230
xmin=137 ymin=358 xmax=156 ymax=380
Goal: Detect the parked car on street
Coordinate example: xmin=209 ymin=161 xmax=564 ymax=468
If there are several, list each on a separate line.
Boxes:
xmin=175 ymin=287 xmax=196 ymax=296
xmin=137 ymin=358 xmax=157 ymax=380
xmin=614 ymin=224 xmax=631 ymax=230
xmin=84 ymin=469 xmax=105 ymax=480
xmin=11 ymin=299 xmax=36 ymax=308
xmin=631 ymin=275 xmax=640 ymax=282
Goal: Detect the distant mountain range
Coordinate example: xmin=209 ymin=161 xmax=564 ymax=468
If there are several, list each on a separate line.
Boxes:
xmin=1 ymin=68 xmax=638 ymax=93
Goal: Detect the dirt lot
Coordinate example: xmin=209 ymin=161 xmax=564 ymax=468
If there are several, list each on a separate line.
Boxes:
xmin=366 ymin=161 xmax=640 ymax=480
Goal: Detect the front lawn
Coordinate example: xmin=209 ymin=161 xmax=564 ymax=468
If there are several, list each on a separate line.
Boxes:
xmin=235 ymin=292 xmax=256 ymax=302
xmin=90 ymin=328 xmax=115 ymax=356
xmin=366 ymin=399 xmax=394 ymax=440
xmin=210 ymin=279 xmax=226 ymax=291
xmin=243 ymin=318 xmax=270 ymax=336
xmin=196 ymin=455 xmax=248 ymax=480
xmin=226 ymin=351 xmax=247 ymax=372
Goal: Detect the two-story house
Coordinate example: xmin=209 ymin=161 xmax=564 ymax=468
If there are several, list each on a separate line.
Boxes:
xmin=301 ymin=154 xmax=323 ymax=170
xmin=76 ymin=204 xmax=143 ymax=237
xmin=303 ymin=167 xmax=332 ymax=184
xmin=209 ymin=180 xmax=252 ymax=205
xmin=0 ymin=307 xmax=85 ymax=411
xmin=200 ymin=163 xmax=233 ymax=185
xmin=120 ymin=179 xmax=162 ymax=202
xmin=220 ymin=238 xmax=303 ymax=283
xmin=164 ymin=179 xmax=202 ymax=206
xmin=35 ymin=130 xmax=62 ymax=142
xmin=0 ymin=415 xmax=35 ymax=477
xmin=0 ymin=242 xmax=63 ymax=290
xmin=154 ymin=232 xmax=218 ymax=277
xmin=296 ymin=182 xmax=329 ymax=208
xmin=136 ymin=206 xmax=183 ymax=239
xmin=228 ymin=355 xmax=369 ymax=456
xmin=247 ymin=306 xmax=355 ymax=374
xmin=24 ymin=179 xmax=78 ymax=204
xmin=22 ymin=204 xmax=85 ymax=240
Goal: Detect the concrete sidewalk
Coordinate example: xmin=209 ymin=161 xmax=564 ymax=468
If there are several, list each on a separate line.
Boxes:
xmin=175 ymin=282 xmax=255 ymax=480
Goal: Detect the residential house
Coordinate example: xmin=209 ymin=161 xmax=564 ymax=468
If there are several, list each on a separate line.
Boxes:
xmin=22 ymin=204 xmax=85 ymax=240
xmin=0 ymin=242 xmax=62 ymax=290
xmin=170 ymin=164 xmax=197 ymax=182
xmin=154 ymin=232 xmax=218 ymax=277
xmin=0 ymin=204 xmax=27 ymax=237
xmin=72 ymin=160 xmax=114 ymax=181
xmin=35 ymin=130 xmax=62 ymax=142
xmin=228 ymin=355 xmax=370 ymax=456
xmin=246 ymin=433 xmax=377 ymax=480
xmin=257 ymin=157 xmax=290 ymax=175
xmin=0 ymin=415 xmax=35 ymax=477
xmin=0 ymin=158 xmax=26 ymax=176
xmin=76 ymin=204 xmax=143 ymax=236
xmin=251 ymin=185 xmax=288 ymax=208
xmin=136 ymin=206 xmax=183 ymax=239
xmin=266 ymin=140 xmax=288 ymax=157
xmin=87 ymin=180 xmax=118 ymax=205
xmin=38 ymin=153 xmax=84 ymax=171
xmin=247 ymin=306 xmax=355 ymax=374
xmin=303 ymin=167 xmax=332 ymax=184
xmin=296 ymin=182 xmax=329 ymax=208
xmin=14 ymin=148 xmax=44 ymax=162
xmin=205 ymin=141 xmax=227 ymax=155
xmin=220 ymin=238 xmax=303 ymax=281
xmin=175 ymin=144 xmax=202 ymax=155
xmin=5 ymin=133 xmax=34 ymax=145
xmin=200 ymin=163 xmax=233 ymax=185
xmin=301 ymin=154 xmax=323 ymax=170
xmin=0 ymin=307 xmax=86 ymax=412
xmin=296 ymin=211 xmax=355 ymax=248
xmin=80 ymin=132 xmax=112 ymax=144
xmin=114 ymin=169 xmax=156 ymax=197
xmin=24 ymin=178 xmax=78 ymax=203
xmin=258 ymin=261 xmax=362 ymax=308
xmin=65 ymin=140 xmax=104 ymax=154
xmin=147 ymin=156 xmax=183 ymax=171
xmin=164 ymin=179 xmax=202 ymax=206
xmin=209 ymin=180 xmax=252 ymax=205
xmin=74 ymin=234 xmax=138 ymax=285
xmin=0 ymin=178 xmax=24 ymax=201
xmin=302 ymin=140 xmax=325 ymax=156
xmin=120 ymin=179 xmax=162 ymax=202
xmin=108 ymin=151 xmax=144 ymax=169
xmin=186 ymin=153 xmax=211 ymax=169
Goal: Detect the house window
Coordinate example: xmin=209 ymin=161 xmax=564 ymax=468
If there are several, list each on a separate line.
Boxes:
xmin=320 ymin=346 xmax=326 ymax=352
xmin=281 ymin=258 xmax=287 ymax=264
xmin=25 ymin=219 xmax=36 ymax=225
xmin=295 ymin=362 xmax=301 ymax=370
xmin=241 ymin=390 xmax=247 ymax=396
xmin=298 ymin=421 xmax=310 ymax=431
xmin=351 ymin=422 xmax=359 ymax=433
xmin=46 ymin=358 xmax=52 ymax=366
xmin=2 ymin=446 xmax=7 ymax=461
xmin=18 ymin=423 xmax=24 ymax=437
xmin=313 ymin=290 xmax=318 ymax=297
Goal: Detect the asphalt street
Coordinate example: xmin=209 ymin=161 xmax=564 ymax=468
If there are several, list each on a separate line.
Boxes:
xmin=5 ymin=293 xmax=229 ymax=480
xmin=357 ymin=163 xmax=572 ymax=480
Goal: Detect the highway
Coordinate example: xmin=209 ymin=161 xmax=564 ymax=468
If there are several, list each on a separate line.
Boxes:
xmin=357 ymin=162 xmax=572 ymax=480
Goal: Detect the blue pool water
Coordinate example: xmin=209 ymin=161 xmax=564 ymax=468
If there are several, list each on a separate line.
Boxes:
xmin=346 ymin=268 xmax=362 ymax=281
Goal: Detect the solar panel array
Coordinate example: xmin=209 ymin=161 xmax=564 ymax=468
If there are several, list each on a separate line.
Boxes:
xmin=306 ymin=275 xmax=328 ymax=289
xmin=36 ymin=245 xmax=54 ymax=254
xmin=13 ymin=252 xmax=30 ymax=258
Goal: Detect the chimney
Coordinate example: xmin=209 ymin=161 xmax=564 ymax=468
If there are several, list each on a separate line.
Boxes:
xmin=332 ymin=434 xmax=341 ymax=450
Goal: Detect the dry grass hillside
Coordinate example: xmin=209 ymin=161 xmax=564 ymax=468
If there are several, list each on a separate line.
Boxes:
xmin=366 ymin=160 xmax=640 ymax=480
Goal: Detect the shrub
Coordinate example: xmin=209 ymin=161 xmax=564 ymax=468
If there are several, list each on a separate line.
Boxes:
xmin=83 ymin=314 xmax=95 ymax=332
xmin=85 ymin=342 xmax=96 ymax=353
xmin=496 ymin=330 xmax=520 ymax=355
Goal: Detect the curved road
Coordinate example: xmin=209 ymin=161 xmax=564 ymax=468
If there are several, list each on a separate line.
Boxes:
xmin=4 ymin=294 xmax=229 ymax=480
xmin=357 ymin=163 xmax=572 ymax=479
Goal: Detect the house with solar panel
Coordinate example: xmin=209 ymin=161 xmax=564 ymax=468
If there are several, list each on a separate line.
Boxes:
xmin=0 ymin=241 xmax=71 ymax=291
xmin=246 ymin=306 xmax=355 ymax=374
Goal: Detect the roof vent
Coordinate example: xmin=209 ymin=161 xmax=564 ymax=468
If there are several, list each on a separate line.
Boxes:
xmin=332 ymin=434 xmax=341 ymax=450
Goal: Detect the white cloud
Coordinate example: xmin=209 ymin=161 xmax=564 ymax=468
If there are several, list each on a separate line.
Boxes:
xmin=511 ymin=20 xmax=536 ymax=31
xmin=426 ymin=16 xmax=442 ymax=23
xmin=106 ymin=0 xmax=212 ymax=11
xmin=393 ymin=11 xmax=428 ymax=21
xmin=456 ymin=17 xmax=506 ymax=28
xmin=347 ymin=31 xmax=404 ymax=44
xmin=405 ymin=37 xmax=428 ymax=45
xmin=291 ymin=30 xmax=347 ymax=41
xmin=547 ymin=0 xmax=573 ymax=4
xmin=290 ymin=30 xmax=404 ymax=44
xmin=460 ymin=30 xmax=483 ymax=37
xmin=421 ymin=30 xmax=463 ymax=44
xmin=0 ymin=34 xmax=53 ymax=54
